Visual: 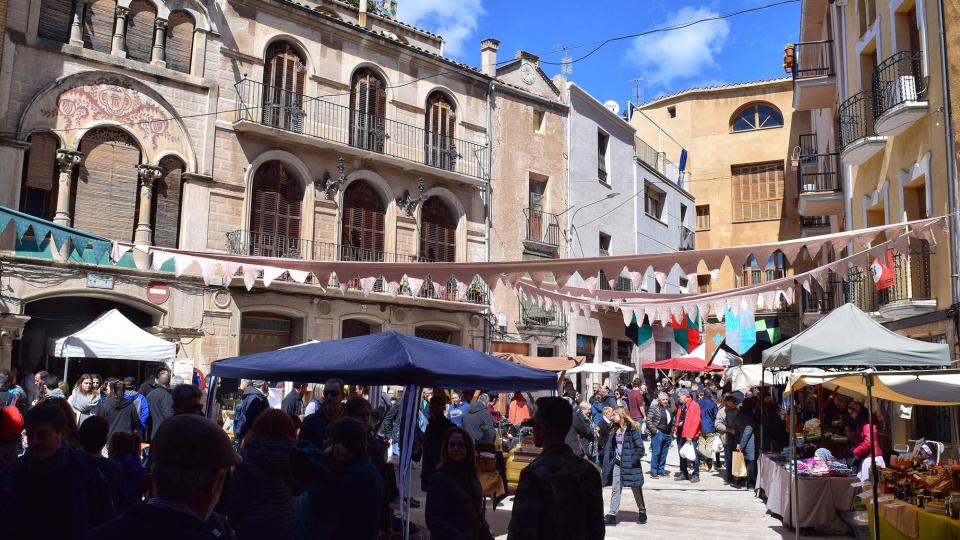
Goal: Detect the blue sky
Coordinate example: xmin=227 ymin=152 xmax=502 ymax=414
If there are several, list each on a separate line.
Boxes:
xmin=398 ymin=0 xmax=800 ymax=106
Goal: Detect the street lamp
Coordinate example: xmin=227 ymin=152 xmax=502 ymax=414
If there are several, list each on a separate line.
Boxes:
xmin=565 ymin=192 xmax=620 ymax=239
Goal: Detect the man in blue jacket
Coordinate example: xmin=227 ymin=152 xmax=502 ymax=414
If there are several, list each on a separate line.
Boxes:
xmin=122 ymin=377 xmax=149 ymax=435
xmin=697 ymin=389 xmax=719 ymax=471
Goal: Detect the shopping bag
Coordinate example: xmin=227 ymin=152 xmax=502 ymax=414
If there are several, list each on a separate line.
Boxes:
xmin=697 ymin=433 xmax=715 ymax=459
xmin=731 ymin=450 xmax=748 ymax=478
xmin=679 ymin=440 xmax=697 ymax=461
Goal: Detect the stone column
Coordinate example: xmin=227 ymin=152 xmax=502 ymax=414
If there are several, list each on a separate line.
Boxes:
xmin=111 ymin=6 xmax=129 ymax=57
xmin=52 ymin=150 xmax=82 ymax=226
xmin=135 ymin=164 xmax=162 ymax=245
xmin=0 ymin=315 xmax=30 ymax=372
xmin=69 ymin=0 xmax=86 ymax=46
xmin=150 ymin=18 xmax=167 ymax=67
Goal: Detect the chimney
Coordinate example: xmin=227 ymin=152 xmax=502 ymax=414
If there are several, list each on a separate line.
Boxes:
xmin=358 ymin=0 xmax=368 ymax=28
xmin=480 ymin=38 xmax=500 ymax=77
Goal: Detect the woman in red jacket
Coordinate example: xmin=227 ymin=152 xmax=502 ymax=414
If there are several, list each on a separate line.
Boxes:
xmin=847 ymin=400 xmax=884 ymax=481
xmin=673 ymin=389 xmax=702 ymax=483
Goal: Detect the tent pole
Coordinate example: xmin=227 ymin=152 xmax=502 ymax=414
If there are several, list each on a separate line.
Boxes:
xmin=790 ymin=392 xmax=800 ymax=540
xmin=63 ymin=357 xmax=70 ymax=385
xmin=759 ymin=366 xmax=765 ymax=499
xmin=866 ymin=374 xmax=880 ymax=540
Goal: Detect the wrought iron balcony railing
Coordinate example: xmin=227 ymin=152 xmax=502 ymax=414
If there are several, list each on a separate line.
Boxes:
xmin=873 ymin=51 xmax=928 ymax=119
xmin=634 ymin=137 xmax=688 ymax=187
xmin=801 ymin=271 xmax=844 ymax=314
xmin=235 ymin=78 xmax=489 ymax=180
xmin=792 ymin=40 xmax=834 ymax=80
xmin=519 ymin=298 xmax=566 ymax=329
xmin=878 ymin=243 xmax=932 ymax=307
xmin=523 ymin=209 xmax=561 ymax=248
xmin=838 ymin=91 xmax=879 ymax=150
xmin=798 ymin=152 xmax=842 ymax=193
xmin=800 ymin=216 xmax=830 ymax=228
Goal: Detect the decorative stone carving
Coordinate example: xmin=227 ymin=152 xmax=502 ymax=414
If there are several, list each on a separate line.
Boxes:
xmin=53 ymin=149 xmax=83 ymax=226
xmin=318 ymin=156 xmax=347 ymax=200
xmin=396 ymin=178 xmax=428 ymax=216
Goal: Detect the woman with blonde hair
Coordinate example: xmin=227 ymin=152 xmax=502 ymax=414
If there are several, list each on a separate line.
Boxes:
xmin=68 ymin=373 xmax=100 ymax=425
xmin=600 ymin=406 xmax=647 ymax=526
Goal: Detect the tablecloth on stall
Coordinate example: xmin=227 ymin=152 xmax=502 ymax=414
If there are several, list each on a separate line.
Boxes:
xmin=758 ymin=454 xmax=859 ymax=528
xmin=868 ymin=502 xmax=960 ymax=540
xmin=479 ymin=470 xmax=505 ymax=498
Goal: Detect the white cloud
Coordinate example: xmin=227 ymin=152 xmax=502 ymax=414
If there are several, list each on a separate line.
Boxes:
xmin=397 ymin=0 xmax=485 ymax=58
xmin=626 ymin=6 xmax=731 ymax=87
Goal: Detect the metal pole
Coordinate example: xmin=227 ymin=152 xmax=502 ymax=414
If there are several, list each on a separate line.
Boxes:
xmin=790 ymin=392 xmax=800 ymax=540
xmin=866 ymin=374 xmax=880 ymax=540
xmin=63 ymin=357 xmax=70 ymax=386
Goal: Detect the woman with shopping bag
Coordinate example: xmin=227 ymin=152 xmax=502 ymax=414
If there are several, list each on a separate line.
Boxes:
xmin=734 ymin=397 xmax=759 ymax=489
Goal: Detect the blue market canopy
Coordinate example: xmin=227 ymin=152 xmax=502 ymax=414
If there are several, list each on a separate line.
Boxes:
xmin=762 ymin=303 xmax=950 ymax=370
xmin=210 ymin=331 xmax=558 ymax=390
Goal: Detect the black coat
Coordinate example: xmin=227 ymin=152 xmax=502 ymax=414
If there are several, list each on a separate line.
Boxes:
xmin=217 ymin=438 xmax=295 ymax=540
xmin=601 ymin=424 xmax=646 ymax=488
xmin=94 ymin=397 xmax=143 ymax=439
xmin=565 ymin=410 xmax=594 ymax=457
xmin=281 ymin=390 xmax=304 ymax=418
xmin=233 ymin=388 xmax=269 ymax=441
xmin=425 ymin=465 xmax=493 ymax=540
xmin=83 ymin=503 xmax=235 ymax=540
xmin=145 ymin=387 xmax=173 ymax=442
xmin=421 ymin=415 xmax=455 ymax=488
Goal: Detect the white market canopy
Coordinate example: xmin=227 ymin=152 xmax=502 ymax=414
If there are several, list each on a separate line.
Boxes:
xmin=600 ymin=361 xmax=635 ymax=373
xmin=785 ymin=369 xmax=960 ymax=406
xmin=762 ymin=303 xmax=950 ymax=370
xmin=566 ymin=362 xmax=623 ymax=374
xmin=54 ymin=309 xmax=175 ymax=362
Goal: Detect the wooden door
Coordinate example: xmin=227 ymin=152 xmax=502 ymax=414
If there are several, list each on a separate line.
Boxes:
xmin=74 ymin=128 xmax=141 ymax=241
xmin=350 ymin=69 xmax=387 ymax=152
xmin=419 ymin=197 xmax=456 ymax=262
xmin=262 ymin=42 xmax=306 ymax=131
xmin=250 ymin=161 xmax=303 ymax=257
xmin=425 ymin=92 xmax=456 ymax=169
xmin=341 ymin=180 xmax=385 ymax=261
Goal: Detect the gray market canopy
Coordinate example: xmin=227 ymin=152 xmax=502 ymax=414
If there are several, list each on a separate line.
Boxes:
xmin=761 ymin=303 xmax=950 ymax=370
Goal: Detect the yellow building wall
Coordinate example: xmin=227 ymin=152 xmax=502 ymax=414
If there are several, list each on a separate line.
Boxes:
xmin=632 ymin=79 xmax=809 ymax=289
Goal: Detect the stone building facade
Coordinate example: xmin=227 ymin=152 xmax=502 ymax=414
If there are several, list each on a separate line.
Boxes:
xmin=0 ymin=0 xmax=494 ymax=377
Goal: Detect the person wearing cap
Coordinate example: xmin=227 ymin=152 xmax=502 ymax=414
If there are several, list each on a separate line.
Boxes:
xmin=233 ymin=379 xmax=270 ymax=443
xmin=139 ymin=367 xmax=171 ymax=399
xmin=122 ymin=377 xmax=150 ymax=432
xmin=1 ymin=402 xmax=116 ymax=538
xmin=85 ymin=414 xmax=241 ymax=540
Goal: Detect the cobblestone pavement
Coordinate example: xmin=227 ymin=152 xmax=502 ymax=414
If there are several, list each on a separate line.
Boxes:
xmin=405 ymin=441 xmax=855 ymax=539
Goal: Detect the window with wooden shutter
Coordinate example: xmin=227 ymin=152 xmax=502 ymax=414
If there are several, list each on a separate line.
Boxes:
xmin=419 ymin=197 xmax=456 ymax=263
xmin=262 ymin=41 xmax=306 ymax=132
xmin=38 ymin=0 xmax=73 ymax=43
xmin=74 ymin=128 xmax=141 ymax=241
xmin=82 ymin=0 xmax=117 ymax=54
xmin=20 ymin=133 xmax=59 ymax=220
xmin=151 ymin=156 xmax=184 ymax=248
xmin=425 ymin=91 xmax=456 ymax=170
xmin=250 ymin=161 xmax=303 ymax=258
xmin=350 ymin=68 xmax=387 ymax=152
xmin=341 ymin=180 xmax=385 ymax=261
xmin=125 ymin=0 xmax=156 ymax=63
xmin=165 ymin=11 xmax=195 ymax=74
xmin=731 ymin=161 xmax=784 ymax=222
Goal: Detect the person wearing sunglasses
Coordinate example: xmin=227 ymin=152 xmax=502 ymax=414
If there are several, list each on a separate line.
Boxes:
xmin=299 ymin=378 xmax=345 ymax=451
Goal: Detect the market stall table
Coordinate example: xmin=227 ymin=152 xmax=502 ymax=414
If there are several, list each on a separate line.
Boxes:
xmin=758 ymin=453 xmax=860 ymax=528
xmin=867 ymin=500 xmax=960 ymax=540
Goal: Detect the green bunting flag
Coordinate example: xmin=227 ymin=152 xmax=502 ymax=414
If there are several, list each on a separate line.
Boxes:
xmin=755 ymin=317 xmax=782 ymax=344
xmin=627 ymin=313 xmax=653 ymax=346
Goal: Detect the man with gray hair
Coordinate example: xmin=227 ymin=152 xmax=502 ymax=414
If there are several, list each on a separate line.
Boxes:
xmin=646 ymin=392 xmax=673 ymax=478
xmin=233 ymin=379 xmax=269 ymax=442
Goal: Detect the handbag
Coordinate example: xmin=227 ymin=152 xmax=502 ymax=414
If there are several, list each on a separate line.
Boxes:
xmin=731 ymin=450 xmax=748 ymax=478
xmin=679 ymin=440 xmax=697 ymax=461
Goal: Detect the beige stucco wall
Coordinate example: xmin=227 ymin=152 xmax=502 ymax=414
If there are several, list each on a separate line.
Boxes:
xmin=633 ymin=79 xmax=808 ymax=289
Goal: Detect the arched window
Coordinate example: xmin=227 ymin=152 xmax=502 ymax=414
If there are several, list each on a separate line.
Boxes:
xmin=82 ymin=0 xmax=117 ymax=54
xmin=249 ymin=161 xmax=304 ymax=257
xmin=730 ymin=102 xmax=784 ymax=132
xmin=37 ymin=0 xmax=73 ymax=43
xmin=350 ymin=68 xmax=387 ymax=152
xmin=165 ymin=10 xmax=195 ymax=74
xmin=419 ymin=197 xmax=456 ymax=263
xmin=740 ymin=251 xmax=786 ymax=286
xmin=425 ymin=91 xmax=456 ymax=170
xmin=20 ymin=132 xmax=59 ymax=220
xmin=151 ymin=156 xmax=185 ymax=248
xmin=125 ymin=0 xmax=156 ymax=63
xmin=74 ymin=127 xmax=142 ymax=241
xmin=341 ymin=180 xmax=385 ymax=261
xmin=262 ymin=41 xmax=306 ymax=132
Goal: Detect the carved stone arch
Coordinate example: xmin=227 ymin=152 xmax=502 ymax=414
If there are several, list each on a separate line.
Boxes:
xmin=19 ymin=72 xmax=197 ymax=170
xmin=23 ymin=127 xmax=66 ymax=149
xmin=22 ymin=289 xmax=167 ymax=325
xmin=157 ymin=0 xmax=211 ymax=30
xmin=341 ymin=169 xmax=394 ymax=209
xmin=423 ymin=86 xmax=461 ymax=116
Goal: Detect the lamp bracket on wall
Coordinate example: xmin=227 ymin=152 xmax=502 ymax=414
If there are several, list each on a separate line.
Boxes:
xmin=396 ymin=178 xmax=428 ymax=216
xmin=318 ymin=156 xmax=347 ymax=200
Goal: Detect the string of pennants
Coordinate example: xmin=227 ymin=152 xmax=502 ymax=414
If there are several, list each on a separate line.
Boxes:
xmin=0 ymin=206 xmax=112 ymax=262
xmin=102 ymin=215 xmax=947 ymax=307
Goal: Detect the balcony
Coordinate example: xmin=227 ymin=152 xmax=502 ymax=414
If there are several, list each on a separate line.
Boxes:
xmin=877 ymin=243 xmax=936 ymax=320
xmin=234 ymin=78 xmax=489 ymax=184
xmin=635 ymin=137 xmax=690 ymax=188
xmin=800 ymin=271 xmax=843 ymax=325
xmin=797 ymin=148 xmax=843 ymax=216
xmin=679 ymin=225 xmax=695 ymax=251
xmin=873 ymin=51 xmax=929 ymax=137
xmin=792 ymin=40 xmax=836 ymax=111
xmin=522 ymin=208 xmax=561 ymax=255
xmin=225 ymin=229 xmax=487 ymax=304
xmin=838 ymin=91 xmax=886 ymax=166
xmin=518 ymin=298 xmax=565 ymax=331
